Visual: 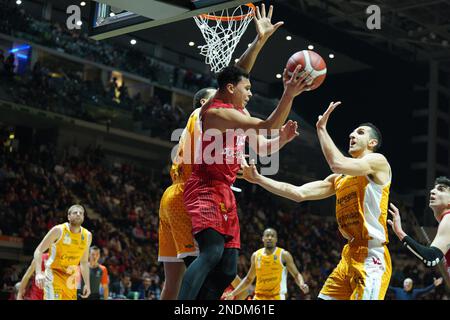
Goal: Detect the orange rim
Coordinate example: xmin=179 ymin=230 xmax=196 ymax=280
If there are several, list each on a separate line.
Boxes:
xmin=198 ymin=3 xmax=255 ymax=21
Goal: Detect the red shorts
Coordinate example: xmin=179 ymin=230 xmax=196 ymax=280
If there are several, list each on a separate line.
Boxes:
xmin=184 ymin=177 xmax=240 ymax=249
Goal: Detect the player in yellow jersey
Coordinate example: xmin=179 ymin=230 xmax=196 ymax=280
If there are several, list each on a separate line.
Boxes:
xmin=34 ymin=204 xmax=92 ymax=300
xmin=241 ymin=102 xmax=392 ymax=300
xmin=158 ymin=3 xmax=287 ymax=300
xmin=158 ymin=88 xmax=215 ymax=300
xmin=225 ymin=228 xmax=309 ymax=300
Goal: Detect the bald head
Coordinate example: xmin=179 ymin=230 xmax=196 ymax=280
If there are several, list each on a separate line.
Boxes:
xmin=403 ymin=278 xmax=413 ymax=291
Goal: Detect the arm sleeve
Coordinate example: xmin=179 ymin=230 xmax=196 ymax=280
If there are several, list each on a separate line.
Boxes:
xmin=100 ymin=265 xmax=109 ymax=285
xmin=412 ymin=283 xmax=436 ymax=298
xmin=402 ymin=235 xmax=444 ymax=267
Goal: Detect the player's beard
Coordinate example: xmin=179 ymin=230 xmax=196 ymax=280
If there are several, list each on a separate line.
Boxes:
xmin=69 ymin=217 xmax=83 ymax=227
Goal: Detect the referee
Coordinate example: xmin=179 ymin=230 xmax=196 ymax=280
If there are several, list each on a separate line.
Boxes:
xmin=78 ymin=246 xmax=109 ymax=300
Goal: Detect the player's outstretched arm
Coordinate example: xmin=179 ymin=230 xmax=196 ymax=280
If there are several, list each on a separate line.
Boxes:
xmin=316 ymin=101 xmax=390 ymax=178
xmin=413 ymin=280 xmax=440 ymax=298
xmin=283 ymin=251 xmax=309 ymax=294
xmin=388 ymin=203 xmax=449 ymax=267
xmin=79 ymin=232 xmax=93 ymax=298
xmin=242 ymin=159 xmax=337 ymax=202
xmin=225 ymin=253 xmax=257 ymax=300
xmin=235 ymin=4 xmax=283 ymax=73
xmin=245 ymin=117 xmax=299 ymax=156
xmin=33 ymin=226 xmax=62 ymax=289
xmin=205 ymin=67 xmax=309 ymax=133
xmin=17 ymin=259 xmax=36 ymax=300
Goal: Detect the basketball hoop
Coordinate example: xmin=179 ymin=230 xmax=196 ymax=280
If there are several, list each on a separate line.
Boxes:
xmin=194 ymin=3 xmax=255 ymax=73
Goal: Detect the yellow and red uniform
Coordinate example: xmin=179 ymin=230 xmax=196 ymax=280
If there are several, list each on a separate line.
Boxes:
xmin=319 ymin=174 xmax=392 ymax=300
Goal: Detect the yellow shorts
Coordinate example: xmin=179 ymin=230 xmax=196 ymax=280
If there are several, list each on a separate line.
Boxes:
xmin=319 ymin=243 xmax=391 ymax=300
xmin=158 ymin=183 xmax=198 ymax=262
xmin=44 ymin=268 xmax=77 ymax=300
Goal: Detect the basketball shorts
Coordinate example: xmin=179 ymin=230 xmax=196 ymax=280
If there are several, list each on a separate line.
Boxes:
xmin=158 ymin=183 xmax=198 ymax=262
xmin=318 ymin=242 xmax=391 ymax=300
xmin=44 ymin=268 xmax=77 ymax=300
xmin=184 ymin=177 xmax=240 ymax=249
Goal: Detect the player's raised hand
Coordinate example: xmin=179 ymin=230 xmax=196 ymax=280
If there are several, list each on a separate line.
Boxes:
xmin=316 ymin=101 xmax=341 ymax=130
xmin=254 ymin=4 xmax=284 ymax=41
xmin=387 ymin=203 xmax=406 ymax=239
xmin=434 ymin=277 xmax=443 ymax=287
xmin=241 ymin=158 xmax=260 ymax=183
xmin=280 ymin=120 xmax=299 ymax=143
xmin=283 ymin=66 xmax=312 ymax=97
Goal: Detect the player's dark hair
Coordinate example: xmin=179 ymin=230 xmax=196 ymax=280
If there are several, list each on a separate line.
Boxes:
xmin=90 ymin=245 xmax=100 ymax=252
xmin=435 ymin=176 xmax=450 ymax=189
xmin=193 ymin=87 xmax=215 ymax=109
xmin=359 ymin=122 xmax=382 ymax=151
xmin=217 ymin=66 xmax=249 ymax=91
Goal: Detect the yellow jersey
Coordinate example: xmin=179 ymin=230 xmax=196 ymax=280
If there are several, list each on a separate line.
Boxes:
xmin=170 ymin=108 xmax=201 ymax=184
xmin=254 ymin=247 xmax=287 ymax=300
xmin=45 ymin=223 xmax=90 ymax=274
xmin=334 ymin=174 xmax=391 ymax=245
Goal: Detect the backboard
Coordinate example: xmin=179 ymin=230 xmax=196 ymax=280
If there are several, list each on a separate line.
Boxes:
xmin=89 ymin=0 xmax=252 ymax=40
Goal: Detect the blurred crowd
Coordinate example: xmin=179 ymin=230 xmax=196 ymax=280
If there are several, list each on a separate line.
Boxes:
xmin=0 ymin=57 xmax=188 ymax=140
xmin=0 ymin=0 xmax=216 ymax=92
xmin=0 ymin=142 xmax=447 ymax=300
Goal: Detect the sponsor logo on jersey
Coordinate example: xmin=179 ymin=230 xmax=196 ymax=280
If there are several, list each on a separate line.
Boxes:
xmin=63 ymin=233 xmax=72 ymax=245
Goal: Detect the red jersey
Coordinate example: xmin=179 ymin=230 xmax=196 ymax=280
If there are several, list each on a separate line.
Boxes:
xmin=191 ymin=99 xmax=246 ymax=186
xmin=183 ymin=99 xmax=245 ymax=249
xmin=25 ymin=253 xmax=49 ymax=300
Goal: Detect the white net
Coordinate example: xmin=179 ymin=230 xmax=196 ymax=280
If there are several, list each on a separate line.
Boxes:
xmin=194 ymin=5 xmax=255 ymax=73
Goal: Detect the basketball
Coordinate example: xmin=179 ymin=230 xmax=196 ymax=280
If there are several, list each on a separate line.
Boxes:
xmin=286 ymin=50 xmax=327 ymax=91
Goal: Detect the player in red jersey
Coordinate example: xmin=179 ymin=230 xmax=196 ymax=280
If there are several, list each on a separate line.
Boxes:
xmin=17 ymin=252 xmax=49 ymax=300
xmin=389 ymin=176 xmax=450 ymax=272
xmin=178 ymin=58 xmax=310 ymax=299
xmin=159 ymin=4 xmax=289 ymax=300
